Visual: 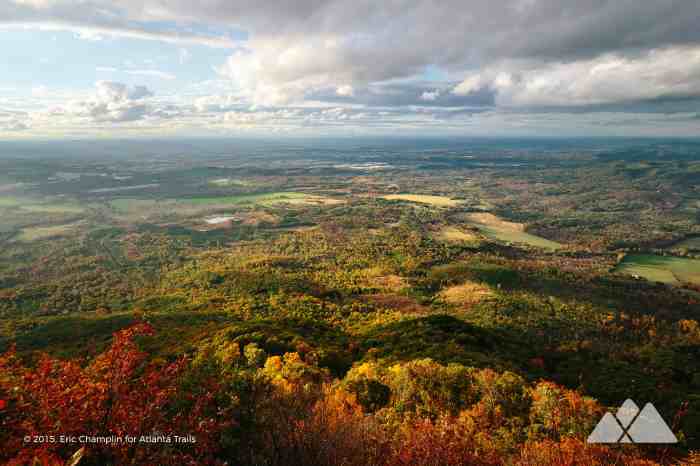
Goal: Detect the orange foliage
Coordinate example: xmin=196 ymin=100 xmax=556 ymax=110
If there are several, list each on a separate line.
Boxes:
xmin=517 ymin=438 xmax=662 ymax=466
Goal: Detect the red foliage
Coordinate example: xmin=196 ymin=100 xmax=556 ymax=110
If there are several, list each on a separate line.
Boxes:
xmin=0 ymin=323 xmax=230 ymax=466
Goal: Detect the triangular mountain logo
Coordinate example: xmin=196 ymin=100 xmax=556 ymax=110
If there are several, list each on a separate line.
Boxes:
xmin=587 ymin=399 xmax=677 ymax=444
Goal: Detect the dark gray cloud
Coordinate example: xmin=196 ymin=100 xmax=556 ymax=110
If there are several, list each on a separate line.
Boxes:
xmin=522 ymin=97 xmax=700 ymax=115
xmin=307 ymin=82 xmax=495 ymax=108
xmin=5 ymin=1 xmax=700 ymax=65
xmin=103 ymin=1 xmax=700 ymax=63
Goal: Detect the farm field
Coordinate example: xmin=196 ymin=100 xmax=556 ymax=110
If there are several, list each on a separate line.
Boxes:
xmin=16 ymin=222 xmax=83 ymax=241
xmin=613 ymin=253 xmax=700 ymax=285
xmin=432 ymin=226 xmax=479 ymax=243
xmin=110 ymin=192 xmax=342 ymax=216
xmin=382 ymin=193 xmax=462 ymax=207
xmin=464 ymin=212 xmax=562 ymax=250
xmin=670 ymin=236 xmax=700 ymax=251
xmin=180 ymin=192 xmax=311 ymax=205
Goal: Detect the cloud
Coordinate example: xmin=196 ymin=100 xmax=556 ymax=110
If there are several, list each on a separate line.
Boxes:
xmin=308 ymin=81 xmax=494 ymax=108
xmin=31 ymin=85 xmax=49 ymax=97
xmin=125 ymin=69 xmax=176 ymax=80
xmin=52 ymin=1 xmax=698 ymax=60
xmin=66 ymin=81 xmax=155 ymax=122
xmin=4 ymin=1 xmax=700 ymax=109
xmin=4 ymin=1 xmax=700 ymax=136
xmin=336 ymin=85 xmax=354 ymax=97
xmin=0 ymin=0 xmax=236 ymax=48
xmin=178 ymin=48 xmax=191 ymax=65
xmin=203 ymin=2 xmax=699 ymax=108
xmin=96 ymin=81 xmax=152 ymax=101
xmin=420 ymin=90 xmax=440 ymax=101
xmin=0 ymin=117 xmax=29 ymax=131
xmin=453 ymin=46 xmax=700 ymax=107
xmin=96 ymin=66 xmax=177 ymax=80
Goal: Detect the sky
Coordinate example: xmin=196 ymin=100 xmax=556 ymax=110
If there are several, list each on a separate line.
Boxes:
xmin=1 ymin=0 xmax=699 ymax=139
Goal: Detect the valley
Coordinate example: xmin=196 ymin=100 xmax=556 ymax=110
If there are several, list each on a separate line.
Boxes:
xmin=1 ymin=138 xmax=699 ymax=464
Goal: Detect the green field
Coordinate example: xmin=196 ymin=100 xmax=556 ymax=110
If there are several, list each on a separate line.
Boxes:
xmin=477 ymin=226 xmax=562 ymax=250
xmin=110 ymin=198 xmax=167 ymax=213
xmin=0 ymin=196 xmax=86 ymax=214
xmin=0 ymin=196 xmax=24 ymax=207
xmin=614 ymin=254 xmax=700 ymax=285
xmin=16 ymin=222 xmax=82 ymax=242
xmin=464 ymin=213 xmax=562 ymax=250
xmin=181 ymin=192 xmax=309 ymax=205
xmin=19 ymin=204 xmax=85 ymax=214
xmin=110 ymin=192 xmax=327 ymax=214
xmin=382 ymin=194 xmax=462 ymax=207
xmin=670 ymin=236 xmax=700 ymax=251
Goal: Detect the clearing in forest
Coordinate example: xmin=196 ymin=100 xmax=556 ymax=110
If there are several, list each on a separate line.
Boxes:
xmin=19 ymin=204 xmax=85 ymax=214
xmin=669 ymin=236 xmax=700 ymax=251
xmin=464 ymin=213 xmax=562 ymax=250
xmin=110 ymin=193 xmax=343 ymax=218
xmin=614 ymin=254 xmax=700 ymax=286
xmin=382 ymin=194 xmax=462 ymax=207
xmin=438 ymin=281 xmax=494 ymax=307
xmin=0 ymin=195 xmax=85 ymax=214
xmin=433 ymin=226 xmax=478 ymax=243
xmin=180 ymin=192 xmax=343 ymax=207
xmin=17 ymin=222 xmax=82 ymax=241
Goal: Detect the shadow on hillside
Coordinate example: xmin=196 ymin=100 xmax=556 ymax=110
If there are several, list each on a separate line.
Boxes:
xmin=360 ymin=314 xmax=524 ymax=372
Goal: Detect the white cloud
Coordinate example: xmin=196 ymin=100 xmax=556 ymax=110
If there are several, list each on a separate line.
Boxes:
xmin=31 ymin=85 xmax=49 ymax=97
xmin=336 ymin=85 xmax=354 ymax=97
xmin=453 ymin=75 xmax=486 ymax=96
xmin=0 ymin=117 xmax=29 ymax=131
xmin=420 ymin=90 xmax=440 ymax=101
xmin=454 ymin=46 xmax=700 ymax=107
xmin=0 ymin=22 xmax=235 ymax=49
xmin=63 ymin=81 xmax=155 ymax=122
xmin=95 ymin=81 xmax=152 ymax=101
xmin=124 ymin=69 xmax=176 ymax=80
xmin=179 ymin=48 xmax=191 ymax=65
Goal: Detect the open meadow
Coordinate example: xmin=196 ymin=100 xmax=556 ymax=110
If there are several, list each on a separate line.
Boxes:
xmin=614 ymin=253 xmax=700 ymax=286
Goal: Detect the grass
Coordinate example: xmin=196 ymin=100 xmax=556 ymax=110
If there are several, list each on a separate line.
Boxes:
xmin=182 ymin=192 xmax=309 ymax=206
xmin=16 ymin=223 xmax=82 ymax=241
xmin=382 ymin=194 xmax=462 ymax=207
xmin=0 ymin=196 xmax=25 ymax=207
xmin=614 ymin=254 xmax=700 ymax=286
xmin=110 ymin=198 xmax=161 ymax=213
xmin=208 ymin=178 xmax=253 ymax=187
xmin=465 ymin=213 xmax=562 ymax=250
xmin=20 ymin=204 xmax=85 ymax=214
xmin=111 ymin=193 xmax=341 ymax=216
xmin=433 ymin=226 xmax=478 ymax=243
xmin=0 ymin=196 xmax=85 ymax=214
xmin=438 ymin=281 xmax=494 ymax=306
xmin=670 ymin=236 xmax=700 ymax=251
